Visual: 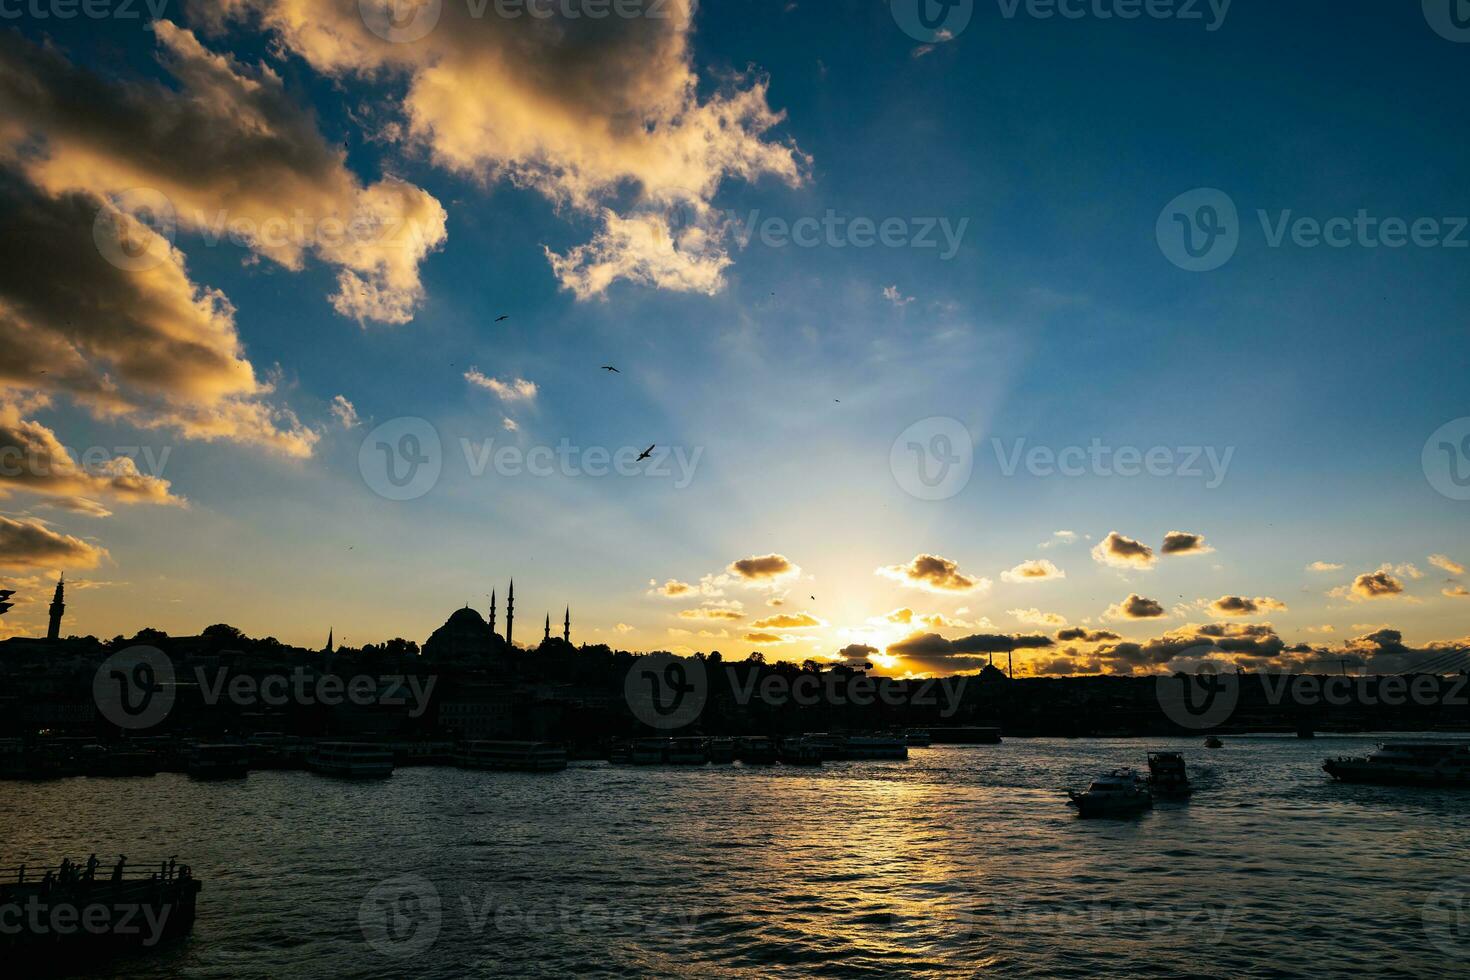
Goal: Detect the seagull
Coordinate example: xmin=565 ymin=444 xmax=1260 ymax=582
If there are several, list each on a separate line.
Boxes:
xmin=601 ymin=365 xmax=620 ymax=373
xmin=495 ymin=314 xmax=509 ymax=322
xmin=636 ymin=445 xmax=655 ymax=461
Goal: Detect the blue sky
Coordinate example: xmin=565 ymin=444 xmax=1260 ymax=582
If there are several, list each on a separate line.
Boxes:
xmin=0 ymin=0 xmax=1466 ymax=673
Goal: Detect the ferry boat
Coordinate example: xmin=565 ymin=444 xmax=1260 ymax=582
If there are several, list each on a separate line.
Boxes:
xmin=1145 ymin=751 xmax=1192 ymax=797
xmin=455 ymin=740 xmax=567 ymax=772
xmin=778 ymin=737 xmax=823 ymax=766
xmin=844 ymin=736 xmax=909 ymax=760
xmin=668 ymin=737 xmax=708 ymax=764
xmin=905 ymin=730 xmax=932 ymax=747
xmin=630 ymin=738 xmax=669 ymax=765
xmin=186 ymin=744 xmax=250 ymax=779
xmin=736 ymin=736 xmax=776 ymax=765
xmin=706 ymin=737 xmax=736 ymax=763
xmin=1067 ymin=768 xmax=1153 ymax=818
xmin=306 ymin=742 xmax=394 ymax=778
xmin=801 ymin=733 xmax=849 ymax=761
xmin=1323 ymin=741 xmax=1470 ymax=787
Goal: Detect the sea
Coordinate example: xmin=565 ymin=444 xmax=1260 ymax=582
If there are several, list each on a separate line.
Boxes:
xmin=4 ymin=734 xmax=1468 ymax=978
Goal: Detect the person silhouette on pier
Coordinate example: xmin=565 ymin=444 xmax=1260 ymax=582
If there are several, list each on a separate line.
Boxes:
xmin=111 ymin=855 xmax=126 ymax=882
xmin=84 ymin=854 xmax=98 ymax=883
xmin=59 ymin=857 xmax=73 ymax=885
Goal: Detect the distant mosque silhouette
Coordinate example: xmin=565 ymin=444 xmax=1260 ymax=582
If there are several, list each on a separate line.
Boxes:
xmin=421 ymin=580 xmax=574 ymax=662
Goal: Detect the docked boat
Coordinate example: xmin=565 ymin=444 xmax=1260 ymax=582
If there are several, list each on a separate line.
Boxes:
xmin=187 ymin=744 xmax=250 ymax=779
xmin=668 ymin=737 xmax=708 ymax=764
xmin=608 ymin=738 xmax=633 ymax=764
xmin=1067 ymin=768 xmax=1153 ymax=818
xmin=736 ymin=736 xmax=776 ymax=765
xmin=306 ymin=742 xmax=394 ymax=778
xmin=1323 ymin=741 xmax=1470 ymax=787
xmin=455 ymin=740 xmax=567 ymax=772
xmin=1204 ymin=736 xmax=1223 ymax=749
xmin=904 ymin=730 xmax=932 ymax=747
xmin=630 ymin=738 xmax=669 ymax=765
xmin=1145 ymin=751 xmax=1192 ymax=797
xmin=81 ymin=746 xmax=160 ymax=777
xmin=706 ymin=737 xmax=736 ymax=763
xmin=778 ymin=737 xmax=823 ymax=766
xmin=844 ymin=736 xmax=909 ymax=760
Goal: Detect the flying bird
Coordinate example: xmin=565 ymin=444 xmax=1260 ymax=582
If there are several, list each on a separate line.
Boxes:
xmin=495 ymin=314 xmax=509 ymax=322
xmin=601 ymin=365 xmax=620 ymax=373
xmin=636 ymin=445 xmax=655 ymax=461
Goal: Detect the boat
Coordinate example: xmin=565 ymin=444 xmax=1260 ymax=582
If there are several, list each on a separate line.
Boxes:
xmin=1204 ymin=736 xmax=1223 ymax=749
xmin=1 ymin=857 xmax=202 ymax=967
xmin=929 ymin=726 xmax=1002 ymax=744
xmin=1145 ymin=751 xmax=1192 ymax=797
xmin=843 ymin=736 xmax=909 ymax=760
xmin=736 ymin=736 xmax=776 ymax=765
xmin=904 ymin=730 xmax=932 ymax=747
xmin=706 ymin=737 xmax=736 ymax=763
xmin=455 ymin=740 xmax=567 ymax=772
xmin=306 ymin=742 xmax=394 ymax=778
xmin=778 ymin=737 xmax=823 ymax=766
xmin=1323 ymin=741 xmax=1470 ymax=787
xmin=630 ymin=738 xmax=668 ymax=765
xmin=186 ymin=744 xmax=250 ymax=779
xmin=80 ymin=746 xmax=160 ymax=777
xmin=668 ymin=737 xmax=708 ymax=764
xmin=608 ymin=739 xmax=633 ymax=764
xmin=1067 ymin=768 xmax=1153 ymax=818
xmin=801 ymin=733 xmax=849 ymax=761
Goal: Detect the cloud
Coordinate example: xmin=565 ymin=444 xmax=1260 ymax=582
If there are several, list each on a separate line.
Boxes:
xmin=0 ymin=514 xmax=108 ymax=569
xmin=1106 ymin=593 xmax=1166 ymax=620
xmin=209 ymin=0 xmax=805 ymax=298
xmin=464 ymin=370 xmax=537 ymax=401
xmin=750 ymin=612 xmax=822 ymax=629
xmin=0 ymin=403 xmax=183 ymax=508
xmin=37 ymin=497 xmax=113 ymax=518
xmin=727 ymin=553 xmax=800 ymax=583
xmin=648 ymin=578 xmax=695 ymax=598
xmin=1333 ymin=569 xmax=1406 ymax=601
xmin=1445 ymin=586 xmax=1470 ymax=599
xmin=1000 ymin=558 xmax=1065 ymax=583
xmin=886 ymin=630 xmax=1054 ymax=674
xmin=329 ymin=395 xmax=359 ymax=429
xmin=614 ymin=622 xmax=635 ymax=633
xmin=1161 ymin=531 xmax=1213 ymax=556
xmin=1429 ymin=554 xmax=1465 ymax=576
xmin=837 ymin=643 xmax=878 ymax=664
xmin=0 ymin=25 xmax=445 ymax=325
xmin=1209 ymin=595 xmax=1287 ymax=617
xmin=1091 ymin=531 xmax=1156 ymax=570
xmin=1091 ymin=622 xmax=1287 ymax=673
xmin=678 ymin=601 xmax=745 ymax=622
xmin=877 ymin=554 xmax=988 ymax=594
xmin=1038 ymin=530 xmax=1077 ymax=549
xmin=502 ymin=418 xmax=519 ymax=432
xmin=1008 ymin=608 xmax=1067 ymax=628
xmin=1056 ymin=628 xmax=1121 ymax=643
xmin=743 ymin=631 xmax=791 ymax=644
xmin=1307 ymin=561 xmax=1344 ymax=572
xmin=882 ymin=285 xmax=914 ymax=307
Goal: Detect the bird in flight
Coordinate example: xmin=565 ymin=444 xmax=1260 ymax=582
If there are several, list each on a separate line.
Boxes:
xmin=601 ymin=365 xmax=620 ymax=373
xmin=495 ymin=314 xmax=509 ymax=322
xmin=636 ymin=445 xmax=655 ymax=461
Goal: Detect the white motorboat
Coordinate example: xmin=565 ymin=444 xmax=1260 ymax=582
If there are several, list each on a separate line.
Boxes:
xmin=1324 ymin=741 xmax=1470 ymax=786
xmin=1067 ymin=767 xmax=1153 ymax=817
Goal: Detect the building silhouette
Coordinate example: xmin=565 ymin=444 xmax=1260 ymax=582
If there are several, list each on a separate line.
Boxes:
xmin=47 ymin=576 xmax=64 ymax=640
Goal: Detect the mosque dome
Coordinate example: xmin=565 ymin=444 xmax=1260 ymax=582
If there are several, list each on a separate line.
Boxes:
xmin=424 ymin=606 xmax=499 ymax=661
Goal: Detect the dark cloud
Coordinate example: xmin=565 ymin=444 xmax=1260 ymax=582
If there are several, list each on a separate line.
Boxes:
xmin=886 ymin=630 xmax=1053 ymax=674
xmin=1056 ymin=628 xmax=1122 ymax=643
xmin=0 ymin=514 xmax=107 ymax=569
xmin=728 ymin=553 xmax=798 ymax=581
xmin=877 ymin=553 xmax=986 ymax=593
xmin=1162 ymin=531 xmax=1212 ymax=555
xmin=1110 ymin=593 xmax=1165 ymax=619
xmin=1091 ymin=531 xmax=1156 ymax=569
xmin=1210 ymin=595 xmax=1287 ymax=617
xmin=1351 ymin=570 xmax=1404 ymax=599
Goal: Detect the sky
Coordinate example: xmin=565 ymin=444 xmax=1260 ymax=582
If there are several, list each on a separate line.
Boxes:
xmin=0 ymin=0 xmax=1467 ymax=677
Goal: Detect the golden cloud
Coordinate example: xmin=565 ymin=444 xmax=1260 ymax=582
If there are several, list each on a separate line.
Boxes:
xmin=1091 ymin=531 xmax=1156 ymax=570
xmin=876 ymin=554 xmax=988 ymax=594
xmin=0 ymin=515 xmax=108 ymax=569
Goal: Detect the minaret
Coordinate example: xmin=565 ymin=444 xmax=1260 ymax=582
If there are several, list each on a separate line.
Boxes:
xmin=488 ymin=589 xmax=497 ymax=638
xmin=544 ymin=613 xmax=551 ymax=643
xmin=563 ymin=606 xmax=570 ymax=644
xmin=505 ymin=580 xmax=514 ymax=649
xmin=47 ymin=575 xmax=65 ymax=640
xmin=324 ymin=628 xmax=334 ymax=654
